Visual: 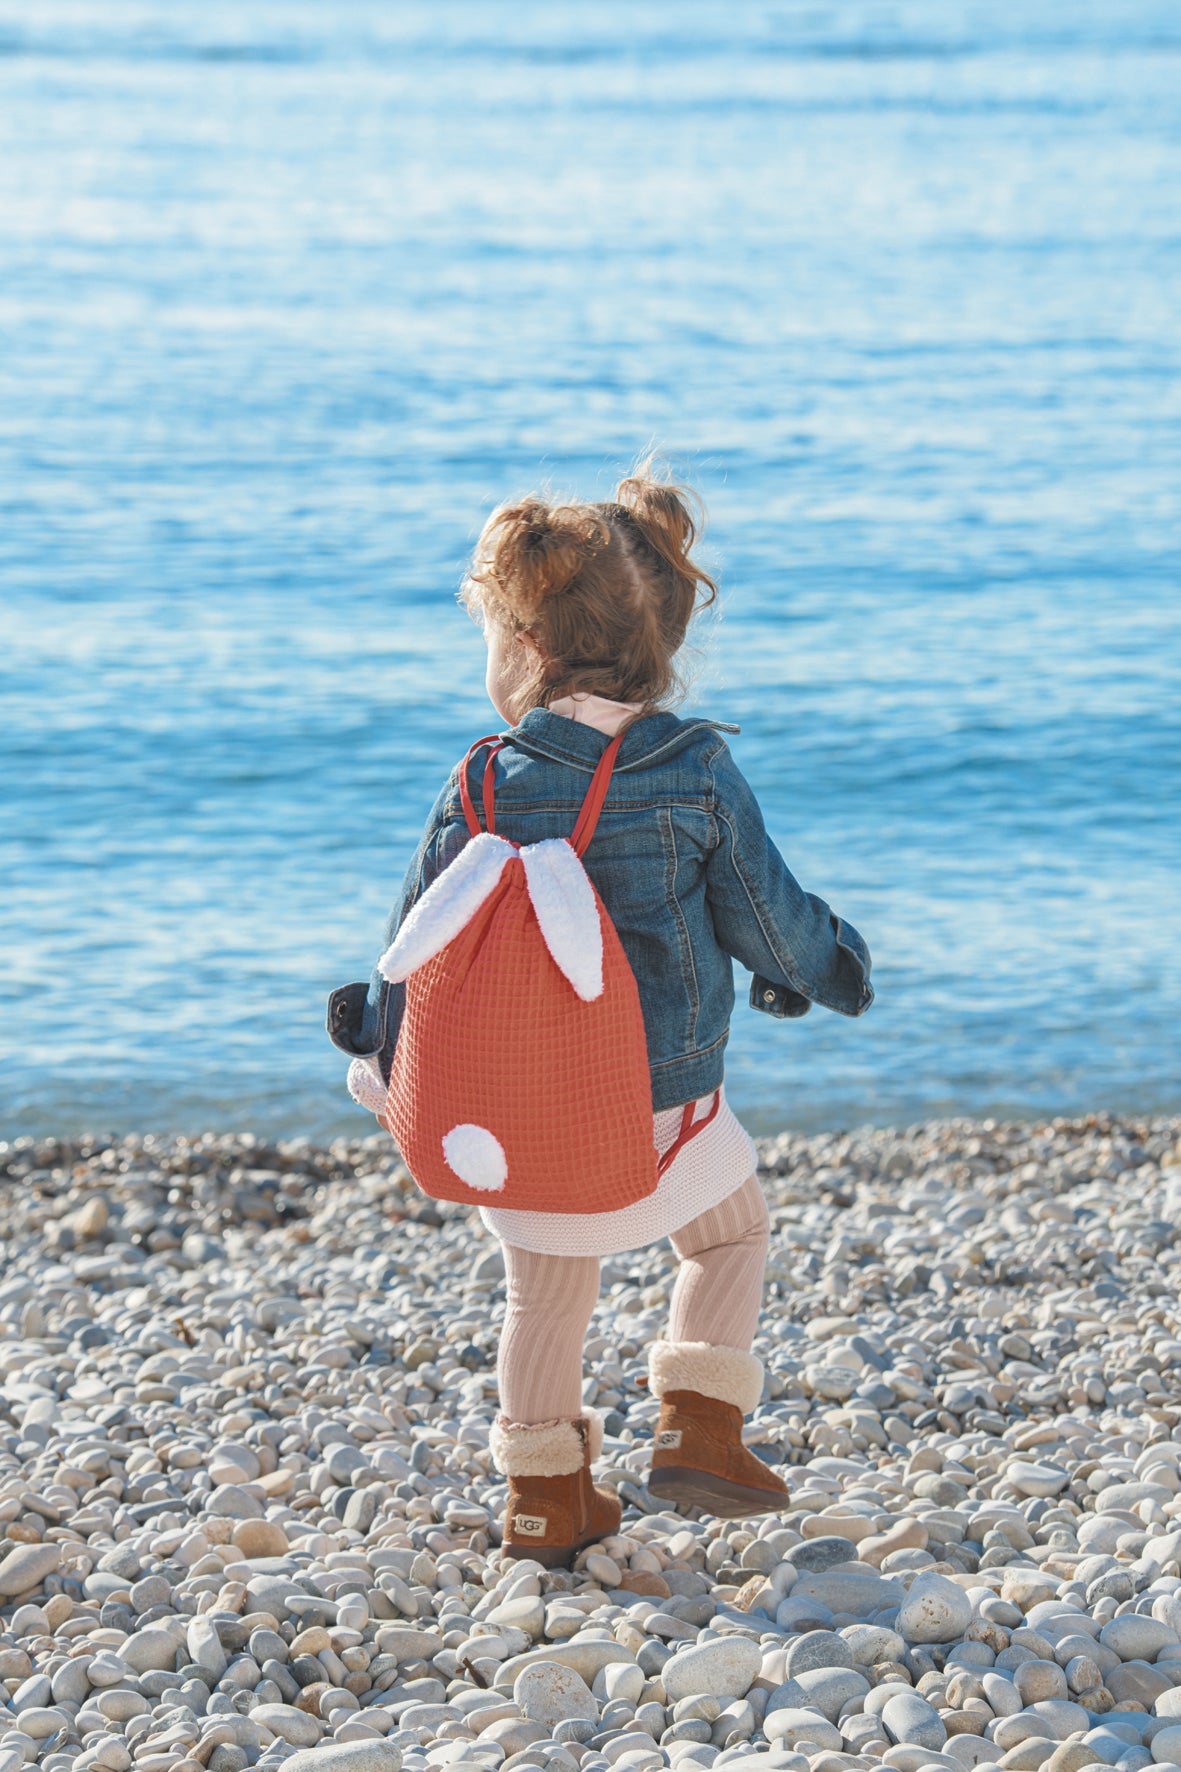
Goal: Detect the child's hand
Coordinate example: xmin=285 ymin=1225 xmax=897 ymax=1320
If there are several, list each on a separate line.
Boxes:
xmin=347 ymin=1055 xmax=388 ymax=1117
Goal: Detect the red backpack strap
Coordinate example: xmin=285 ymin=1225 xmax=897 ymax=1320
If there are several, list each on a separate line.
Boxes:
xmin=463 ymin=726 xmax=622 ymax=848
xmin=657 ymin=1090 xmax=721 ymax=1177
xmin=458 ymin=736 xmax=506 ymax=838
xmin=569 ymin=731 xmax=626 ymax=856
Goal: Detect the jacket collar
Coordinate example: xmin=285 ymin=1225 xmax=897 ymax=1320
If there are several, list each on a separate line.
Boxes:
xmin=503 ymin=707 xmax=738 ymax=774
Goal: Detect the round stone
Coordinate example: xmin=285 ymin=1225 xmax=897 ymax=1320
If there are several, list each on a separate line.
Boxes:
xmin=1107 ymin=1664 xmax=1171 ymax=1707
xmin=208 ymin=1752 xmax=251 ymax=1772
xmin=881 ymin=1690 xmax=949 ymax=1750
xmin=791 ymin=1538 xmax=861 ymax=1574
xmin=120 ymin=1627 xmax=182 ymax=1673
xmin=1100 ymin=1616 xmax=1177 ymax=1662
xmin=0 ymin=1543 xmax=61 ymax=1597
xmin=187 ymin=1617 xmax=228 ymax=1680
xmin=791 ymin=1572 xmax=904 ymax=1617
xmin=82 ymin=1744 xmax=133 ymax=1772
xmin=283 ymin=1748 xmax=403 ymax=1772
xmin=49 ymin=1659 xmax=90 ymax=1705
xmin=774 ymin=1666 xmax=871 ymax=1723
xmin=784 ymin=1630 xmax=857 ymax=1676
xmin=1014 ymin=1660 xmax=1069 ymax=1705
xmin=763 ymin=1709 xmax=843 ymax=1752
xmin=210 ymin=1442 xmax=262 ymax=1485
xmin=806 ymin=1366 xmax=860 ymax=1401
xmin=252 ymin=1703 xmax=323 ymax=1746
xmin=913 ymin=1472 xmax=969 ymax=1505
xmin=206 ymin=1484 xmax=264 ymax=1519
xmin=233 ymin=1521 xmax=290 ymax=1558
xmin=897 ymin=1573 xmax=975 ymax=1645
xmin=513 ymin=1663 xmax=598 ymax=1726
xmin=1024 ymin=1699 xmax=1091 ymax=1741
xmin=661 ymin=1636 xmax=762 ymax=1702
xmin=1008 ymin=1461 xmax=1071 ymax=1498
xmin=487 ymin=1594 xmax=544 ymax=1638
xmin=1045 ymin=1745 xmax=1104 ymax=1772
xmin=94 ymin=1679 xmax=146 ymax=1722
xmin=1146 ymin=1726 xmax=1181 ymax=1768
xmin=776 ymin=1594 xmax=836 ymax=1632
xmin=496 ymin=1642 xmax=634 ymax=1688
xmin=12 ymin=1673 xmax=52 ymax=1711
xmin=553 ymin=1721 xmax=595 ymax=1746
xmin=602 ymin=1665 xmax=646 ymax=1704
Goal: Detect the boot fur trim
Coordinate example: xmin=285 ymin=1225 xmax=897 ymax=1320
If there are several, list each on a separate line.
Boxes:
xmin=491 ymin=1410 xmax=603 ymax=1478
xmin=649 ymin=1340 xmax=764 ymax=1414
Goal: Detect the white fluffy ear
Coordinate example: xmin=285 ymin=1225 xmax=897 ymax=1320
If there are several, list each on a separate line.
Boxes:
xmin=379 ymin=833 xmax=516 ymax=982
xmin=520 ymin=838 xmax=604 ymax=1001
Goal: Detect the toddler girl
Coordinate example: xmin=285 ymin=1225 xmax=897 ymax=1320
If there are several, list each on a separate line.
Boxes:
xmin=332 ymin=463 xmax=873 ymax=1566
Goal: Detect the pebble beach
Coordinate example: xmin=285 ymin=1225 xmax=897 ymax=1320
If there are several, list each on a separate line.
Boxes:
xmin=3 ymin=1112 xmax=1181 ymax=1772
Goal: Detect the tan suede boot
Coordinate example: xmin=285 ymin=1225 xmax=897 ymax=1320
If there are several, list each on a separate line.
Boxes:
xmin=646 ymin=1340 xmax=789 ymax=1519
xmin=492 ymin=1410 xmax=622 ymax=1569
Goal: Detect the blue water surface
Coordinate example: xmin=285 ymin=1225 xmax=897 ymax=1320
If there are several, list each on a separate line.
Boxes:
xmin=1 ymin=0 xmax=1179 ymax=1141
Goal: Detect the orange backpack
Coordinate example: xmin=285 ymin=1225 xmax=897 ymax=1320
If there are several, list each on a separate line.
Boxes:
xmin=375 ymin=734 xmax=718 ymax=1214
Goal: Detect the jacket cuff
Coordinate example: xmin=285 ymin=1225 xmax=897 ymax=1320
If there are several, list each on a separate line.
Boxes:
xmin=327 ymin=980 xmax=385 ymax=1056
xmin=750 ymin=975 xmax=812 ymax=1019
xmin=830 ymin=915 xmax=875 ymax=1016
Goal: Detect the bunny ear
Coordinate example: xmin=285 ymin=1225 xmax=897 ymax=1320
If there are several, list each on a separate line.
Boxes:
xmin=521 ymin=838 xmax=604 ymax=1001
xmin=379 ymin=832 xmax=516 ymax=982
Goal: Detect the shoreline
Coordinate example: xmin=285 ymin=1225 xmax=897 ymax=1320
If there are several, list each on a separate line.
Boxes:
xmin=3 ymin=1103 xmax=1176 ymax=1173
xmin=2 ymin=1111 xmax=1181 ymax=1772
xmin=8 ymin=1097 xmax=1181 ymax=1156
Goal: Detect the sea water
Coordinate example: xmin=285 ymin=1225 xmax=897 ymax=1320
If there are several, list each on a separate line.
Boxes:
xmin=2 ymin=1 xmax=1179 ymax=1140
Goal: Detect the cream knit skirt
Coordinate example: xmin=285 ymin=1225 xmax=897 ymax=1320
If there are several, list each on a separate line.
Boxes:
xmin=479 ymin=1086 xmax=757 ymax=1257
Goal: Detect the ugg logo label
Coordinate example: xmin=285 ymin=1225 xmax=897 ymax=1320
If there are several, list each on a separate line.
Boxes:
xmin=514 ymin=1514 xmax=547 ymax=1536
xmin=656 ymin=1430 xmax=682 ymax=1450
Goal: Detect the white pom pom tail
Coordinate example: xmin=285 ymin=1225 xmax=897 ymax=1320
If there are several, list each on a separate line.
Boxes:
xmin=442 ymin=1123 xmax=508 ymax=1192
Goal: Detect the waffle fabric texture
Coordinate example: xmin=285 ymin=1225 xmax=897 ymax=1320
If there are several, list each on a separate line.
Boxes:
xmin=481 ymin=1086 xmax=757 ymax=1256
xmin=386 ymin=846 xmax=659 ymax=1215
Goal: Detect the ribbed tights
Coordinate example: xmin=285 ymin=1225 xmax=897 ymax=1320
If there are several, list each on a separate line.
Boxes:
xmin=497 ymin=1173 xmax=769 ymax=1423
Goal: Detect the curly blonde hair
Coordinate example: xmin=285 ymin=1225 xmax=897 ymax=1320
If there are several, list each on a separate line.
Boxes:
xmin=461 ymin=458 xmax=718 ymax=723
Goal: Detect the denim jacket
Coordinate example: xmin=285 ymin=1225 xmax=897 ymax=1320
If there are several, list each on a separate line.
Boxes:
xmin=328 ymin=708 xmax=874 ymax=1112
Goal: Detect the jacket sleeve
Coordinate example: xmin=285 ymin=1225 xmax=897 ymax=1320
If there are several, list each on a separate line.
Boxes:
xmin=326 ymin=773 xmax=459 ymax=1093
xmin=365 ymin=772 xmax=462 ymax=1080
xmin=705 ymin=742 xmax=874 ymax=1019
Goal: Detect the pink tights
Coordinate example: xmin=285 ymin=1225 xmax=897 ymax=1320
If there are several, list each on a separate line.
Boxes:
xmin=497 ymin=1173 xmax=769 ymax=1422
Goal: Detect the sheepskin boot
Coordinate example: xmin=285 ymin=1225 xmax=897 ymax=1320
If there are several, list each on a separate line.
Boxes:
xmin=492 ymin=1410 xmax=622 ymax=1568
xmin=646 ymin=1340 xmax=789 ymax=1519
